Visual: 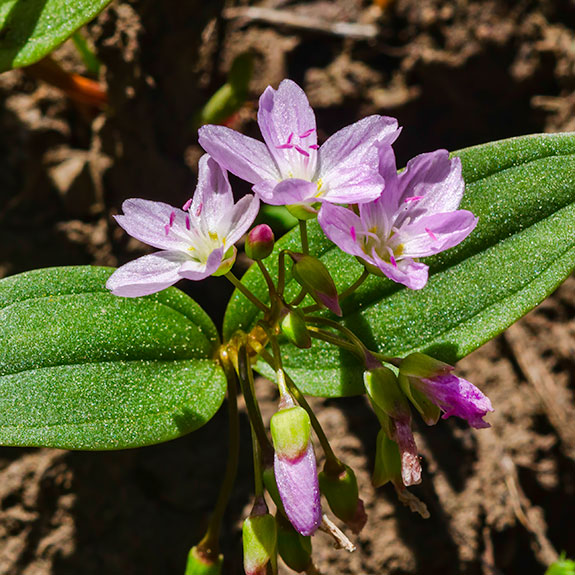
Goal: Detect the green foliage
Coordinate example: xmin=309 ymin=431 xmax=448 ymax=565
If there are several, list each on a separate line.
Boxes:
xmin=0 ymin=0 xmax=112 ymax=72
xmin=546 ymin=555 xmax=575 ymax=575
xmin=223 ymin=133 xmax=575 ymax=397
xmin=0 ymin=266 xmax=226 ymax=449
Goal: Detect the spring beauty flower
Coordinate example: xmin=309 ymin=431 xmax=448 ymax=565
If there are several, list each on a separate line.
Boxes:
xmin=318 ymin=145 xmax=478 ymax=289
xmin=106 ymin=155 xmax=259 ymax=297
xmin=400 ymin=353 xmax=494 ymax=429
xmin=199 ymin=79 xmax=400 ymax=210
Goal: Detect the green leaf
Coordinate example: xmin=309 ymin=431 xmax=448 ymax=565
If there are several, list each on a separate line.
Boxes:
xmin=0 ymin=266 xmax=226 ymax=449
xmin=0 ymin=0 xmax=112 ymax=72
xmin=223 ymin=133 xmax=575 ymax=397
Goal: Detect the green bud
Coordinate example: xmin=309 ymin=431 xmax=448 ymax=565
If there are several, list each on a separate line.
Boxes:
xmin=399 ymin=352 xmax=451 ymax=379
xmin=270 ymin=406 xmax=311 ymax=461
xmin=276 ymin=513 xmax=313 ymax=573
xmin=245 ymin=224 xmax=275 ymax=261
xmin=286 ymin=202 xmax=320 ymax=221
xmin=364 ymin=367 xmax=410 ymax=420
xmin=280 ymin=308 xmax=311 ymax=349
xmin=185 ymin=546 xmax=223 ymax=575
xmin=372 ymin=429 xmax=402 ymax=488
xmin=398 ymin=373 xmax=441 ymax=425
xmin=289 ymin=252 xmax=342 ymax=316
xmin=243 ymin=514 xmax=278 ymax=575
xmin=319 ymin=464 xmax=367 ymax=533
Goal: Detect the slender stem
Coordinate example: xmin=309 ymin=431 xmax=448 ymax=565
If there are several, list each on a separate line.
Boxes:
xmin=277 ymin=250 xmax=287 ymax=297
xmin=198 ymin=350 xmax=240 ymax=558
xmin=237 ymin=344 xmax=274 ymax=460
xmin=289 ymin=287 xmax=307 ymax=307
xmin=307 ymin=327 xmax=360 ymax=355
xmin=253 ymin=342 xmax=344 ymax=473
xmin=338 ymin=268 xmax=369 ymax=302
xmin=301 ymin=303 xmax=321 ymax=314
xmin=257 ymin=260 xmax=277 ymax=297
xmin=299 ymin=220 xmax=309 ymax=254
xmin=251 ymin=422 xmax=264 ymax=498
xmin=305 ymin=316 xmax=369 ymax=356
xmin=266 ymin=329 xmax=290 ymax=399
xmin=225 ymin=271 xmax=268 ymax=312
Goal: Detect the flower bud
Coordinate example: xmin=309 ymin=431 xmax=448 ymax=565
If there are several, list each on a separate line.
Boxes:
xmin=363 ymin=366 xmax=410 ymax=421
xmin=286 ymin=202 xmax=320 ymax=221
xmin=280 ymin=308 xmax=311 ymax=349
xmin=271 ymin=406 xmax=322 ymax=536
xmin=243 ymin=513 xmax=278 ymax=575
xmin=318 ymin=464 xmax=367 ymax=534
xmin=185 ymin=546 xmax=223 ymax=575
xmin=276 ymin=513 xmax=313 ymax=573
xmin=372 ymin=429 xmax=402 ymax=488
xmin=245 ymin=224 xmax=275 ymax=261
xmin=289 ymin=252 xmax=341 ymax=316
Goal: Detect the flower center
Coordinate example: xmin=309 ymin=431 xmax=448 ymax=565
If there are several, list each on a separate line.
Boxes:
xmin=276 ymin=128 xmax=318 ymax=181
xmin=359 ymin=226 xmax=404 ymax=268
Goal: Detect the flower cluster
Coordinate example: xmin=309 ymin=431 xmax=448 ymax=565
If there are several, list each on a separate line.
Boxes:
xmin=107 ymin=79 xmax=492 ymax=573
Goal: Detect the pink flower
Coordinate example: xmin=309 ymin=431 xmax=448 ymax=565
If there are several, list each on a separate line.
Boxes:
xmin=199 ymin=79 xmax=400 ymax=208
xmin=318 ymin=146 xmax=478 ymax=289
xmin=106 ymin=155 xmax=259 ymax=297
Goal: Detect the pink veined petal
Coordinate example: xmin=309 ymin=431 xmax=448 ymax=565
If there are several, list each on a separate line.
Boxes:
xmin=198 ymin=125 xmax=280 ymax=184
xmin=178 ymin=247 xmax=224 ymax=281
xmin=115 ymin=199 xmax=190 ymax=251
xmin=106 ymin=251 xmax=187 ymax=297
xmin=255 ymin=178 xmax=318 ymax=206
xmin=224 ymin=194 xmax=261 ymax=246
xmin=274 ymin=444 xmax=322 ymax=536
xmin=318 ymin=166 xmax=384 ymax=205
xmin=371 ymin=254 xmax=429 ymax=290
xmin=399 ymin=210 xmax=478 ymax=258
xmin=318 ymin=204 xmax=366 ymax=259
xmin=397 ymin=151 xmax=465 ymax=218
xmin=318 ymin=115 xmax=400 ymax=198
xmin=191 ymin=155 xmax=234 ymax=230
xmin=258 ymin=80 xmax=318 ymax=178
xmin=375 ymin=143 xmax=402 ymax=213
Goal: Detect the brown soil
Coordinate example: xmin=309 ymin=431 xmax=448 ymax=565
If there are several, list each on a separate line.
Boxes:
xmin=0 ymin=0 xmax=574 ymax=573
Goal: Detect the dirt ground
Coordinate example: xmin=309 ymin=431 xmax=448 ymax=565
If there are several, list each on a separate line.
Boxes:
xmin=0 ymin=0 xmax=574 ymax=573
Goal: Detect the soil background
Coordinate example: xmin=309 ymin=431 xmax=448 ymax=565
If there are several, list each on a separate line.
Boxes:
xmin=0 ymin=0 xmax=574 ymax=574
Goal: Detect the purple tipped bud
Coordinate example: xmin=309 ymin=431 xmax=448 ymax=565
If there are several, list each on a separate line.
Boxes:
xmin=372 ymin=429 xmax=402 ymax=488
xmin=399 ymin=353 xmax=494 ymax=429
xmin=276 ymin=514 xmax=313 ymax=573
xmin=185 ymin=546 xmax=223 ymax=575
xmin=318 ymin=464 xmax=367 ymax=534
xmin=363 ymin=367 xmax=411 ymax=421
xmin=243 ymin=513 xmax=278 ymax=575
xmin=270 ymin=406 xmax=311 ymax=461
xmin=245 ymin=224 xmax=275 ymax=261
xmin=289 ymin=252 xmax=341 ymax=316
xmin=280 ymin=308 xmax=311 ymax=349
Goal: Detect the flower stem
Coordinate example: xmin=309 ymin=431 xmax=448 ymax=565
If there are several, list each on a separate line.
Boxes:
xmin=305 ymin=316 xmax=370 ymax=357
xmin=251 ymin=422 xmax=264 ymax=498
xmin=307 ymin=327 xmax=360 ymax=355
xmin=338 ymin=268 xmax=369 ymax=302
xmin=225 ymin=271 xmax=269 ymax=313
xmin=257 ymin=260 xmax=277 ymax=297
xmin=197 ymin=350 xmax=240 ymax=559
xmin=299 ymin=220 xmax=309 ymax=254
xmin=277 ymin=250 xmax=287 ymax=297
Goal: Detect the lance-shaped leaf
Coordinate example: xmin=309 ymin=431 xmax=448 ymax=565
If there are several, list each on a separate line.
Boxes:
xmin=223 ymin=133 xmax=575 ymax=397
xmin=0 ymin=0 xmax=112 ymax=72
xmin=0 ymin=266 xmax=226 ymax=449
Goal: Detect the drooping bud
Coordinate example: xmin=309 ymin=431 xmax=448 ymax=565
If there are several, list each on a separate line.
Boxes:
xmin=245 ymin=224 xmax=275 ymax=261
xmin=271 ymin=405 xmax=322 ymax=536
xmin=364 ymin=368 xmax=421 ymax=487
xmin=288 ymin=252 xmax=342 ymax=316
xmin=318 ymin=464 xmax=367 ymax=534
xmin=399 ymin=353 xmax=493 ymax=429
xmin=185 ymin=546 xmax=223 ymax=575
xmin=276 ymin=513 xmax=313 ymax=573
xmin=243 ymin=500 xmax=278 ymax=575
xmin=280 ymin=308 xmax=312 ymax=349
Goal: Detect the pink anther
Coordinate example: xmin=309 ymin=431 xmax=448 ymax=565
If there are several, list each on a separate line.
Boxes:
xmin=404 ymin=196 xmax=424 ymax=203
xmin=299 ymin=128 xmax=315 ymax=138
xmin=195 ymin=203 xmax=203 ymax=217
xmin=294 ymin=145 xmax=310 ymax=157
xmin=164 ymin=224 xmax=170 ymax=236
xmin=182 ymin=198 xmax=193 ymax=211
xmin=169 ymin=211 xmax=176 ymax=226
xmin=350 ymin=226 xmax=356 ymax=242
xmin=308 ymin=144 xmax=319 ymax=150
xmin=185 ymin=216 xmax=191 ymax=230
xmin=425 ymin=227 xmax=437 ymax=241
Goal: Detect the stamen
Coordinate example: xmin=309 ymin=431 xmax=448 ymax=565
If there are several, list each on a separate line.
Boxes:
xmin=195 ymin=203 xmax=203 ymax=217
xmin=309 ymin=144 xmax=319 ymax=150
xmin=425 ymin=227 xmax=438 ymax=241
xmin=294 ymin=145 xmax=310 ymax=157
xmin=164 ymin=224 xmax=170 ymax=236
xmin=169 ymin=211 xmax=176 ymax=226
xmin=185 ymin=216 xmax=191 ymax=230
xmin=387 ymin=247 xmax=398 ymax=268
xmin=299 ymin=128 xmax=315 ymax=138
xmin=404 ymin=196 xmax=424 ymax=203
xmin=350 ymin=226 xmax=356 ymax=242
xmin=287 ymin=132 xmax=294 ymax=144
xmin=182 ymin=198 xmax=193 ymax=211
xmin=276 ymin=143 xmax=294 ymax=149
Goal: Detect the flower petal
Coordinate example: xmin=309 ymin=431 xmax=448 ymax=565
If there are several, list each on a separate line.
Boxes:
xmin=106 ymin=251 xmax=187 ymax=297
xmin=198 ymin=125 xmax=279 ymax=184
xmin=224 ymin=194 xmax=261 ymax=246
xmin=274 ymin=444 xmax=322 ymax=536
xmin=115 ymin=199 xmax=190 ymax=251
xmin=255 ymin=178 xmax=317 ymax=206
xmin=400 ymin=210 xmax=478 ymax=258
xmin=258 ymin=80 xmax=318 ymax=178
xmin=318 ymin=203 xmax=365 ymax=258
xmin=371 ymin=254 xmax=429 ymax=290
xmin=178 ymin=247 xmax=223 ymax=281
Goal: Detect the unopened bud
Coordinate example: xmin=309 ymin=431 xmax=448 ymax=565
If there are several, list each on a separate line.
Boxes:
xmin=245 ymin=224 xmax=275 ymax=260
xmin=286 ymin=202 xmax=320 ymax=221
xmin=372 ymin=429 xmax=402 ymax=488
xmin=276 ymin=513 xmax=313 ymax=573
xmin=399 ymin=352 xmax=452 ymax=379
xmin=213 ymin=246 xmax=237 ymax=276
xmin=289 ymin=252 xmax=341 ymax=316
xmin=185 ymin=546 xmax=223 ymax=575
xmin=280 ymin=308 xmax=311 ymax=349
xmin=319 ymin=464 xmax=367 ymax=534
xmin=364 ymin=366 xmax=410 ymax=420
xmin=243 ymin=513 xmax=278 ymax=575
xmin=270 ymin=406 xmax=311 ymax=461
